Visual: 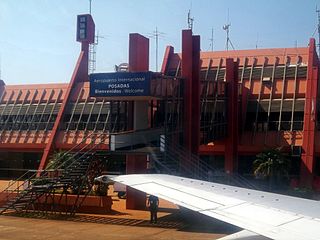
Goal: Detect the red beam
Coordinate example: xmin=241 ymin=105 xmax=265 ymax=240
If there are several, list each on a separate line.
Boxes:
xmin=191 ymin=35 xmax=200 ymax=154
xmin=55 ymin=143 xmax=109 ymax=151
xmin=181 ymin=30 xmax=193 ymax=152
xmin=225 ymin=59 xmax=239 ymax=173
xmin=161 ymin=46 xmax=174 ymax=74
xmin=38 ymin=44 xmax=89 ymax=174
xmin=198 ymin=144 xmax=225 ymax=155
xmin=0 ymin=143 xmax=45 ymax=151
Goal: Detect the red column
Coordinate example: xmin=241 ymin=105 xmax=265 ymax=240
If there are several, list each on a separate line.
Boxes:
xmin=126 ymin=33 xmax=149 ymax=210
xmin=129 ymin=33 xmax=149 ymax=72
xmin=126 ymin=155 xmax=147 ymax=210
xmin=225 ymin=59 xmax=239 ymax=173
xmin=180 ymin=30 xmax=201 ymax=174
xmin=191 ymin=35 xmax=200 ymax=154
xmin=181 ymin=30 xmax=193 ymax=152
xmin=300 ymin=38 xmax=319 ymax=187
xmin=127 ymin=34 xmax=149 ymax=130
xmin=38 ymin=42 xmax=89 ymax=174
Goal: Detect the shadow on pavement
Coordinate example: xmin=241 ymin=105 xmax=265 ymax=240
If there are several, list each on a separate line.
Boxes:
xmin=7 ymin=207 xmax=239 ymax=235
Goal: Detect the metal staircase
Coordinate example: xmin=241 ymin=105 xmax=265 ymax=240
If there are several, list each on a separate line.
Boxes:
xmin=0 ymin=132 xmax=108 ymax=216
xmin=151 ymin=135 xmax=259 ymax=190
xmin=149 ymin=150 xmax=179 ymax=175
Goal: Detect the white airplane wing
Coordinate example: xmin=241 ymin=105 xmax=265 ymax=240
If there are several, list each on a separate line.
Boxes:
xmin=96 ymin=174 xmax=320 ymax=240
xmin=218 ymin=230 xmax=269 ymax=239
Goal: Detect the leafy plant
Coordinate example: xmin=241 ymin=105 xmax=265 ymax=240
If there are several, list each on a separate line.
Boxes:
xmin=92 ymin=182 xmax=109 ymax=196
xmin=253 ymin=148 xmax=291 ymax=189
xmin=46 ymin=150 xmax=75 ymax=170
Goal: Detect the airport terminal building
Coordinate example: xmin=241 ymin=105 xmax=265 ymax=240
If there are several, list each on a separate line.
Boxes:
xmin=0 ymin=14 xmax=319 ymax=210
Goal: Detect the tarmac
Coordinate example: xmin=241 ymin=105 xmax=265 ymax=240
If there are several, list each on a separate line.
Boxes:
xmin=0 ymin=182 xmax=239 ymax=240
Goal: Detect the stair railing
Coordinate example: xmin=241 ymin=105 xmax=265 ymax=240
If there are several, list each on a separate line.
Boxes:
xmin=0 ymin=131 xmax=108 ymax=210
xmin=0 ymin=130 xmax=100 ymax=198
xmin=159 ymin=135 xmax=260 ymax=190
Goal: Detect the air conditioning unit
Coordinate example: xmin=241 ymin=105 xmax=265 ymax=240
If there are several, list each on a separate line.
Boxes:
xmin=114 ymin=63 xmax=129 ymax=72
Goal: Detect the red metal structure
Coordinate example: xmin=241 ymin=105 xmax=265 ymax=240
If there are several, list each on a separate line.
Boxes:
xmin=0 ymin=14 xmax=319 ymax=213
xmin=225 ymin=59 xmax=239 ymax=173
xmin=301 ymin=39 xmax=319 ymax=187
xmin=162 ymin=39 xmax=319 ymax=188
xmin=125 ymin=33 xmax=149 ymax=210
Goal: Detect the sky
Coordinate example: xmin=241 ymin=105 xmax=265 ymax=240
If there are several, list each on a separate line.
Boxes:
xmin=0 ymin=0 xmax=319 ymax=85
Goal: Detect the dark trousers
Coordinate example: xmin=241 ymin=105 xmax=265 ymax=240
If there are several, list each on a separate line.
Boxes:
xmin=150 ymin=209 xmax=157 ymax=223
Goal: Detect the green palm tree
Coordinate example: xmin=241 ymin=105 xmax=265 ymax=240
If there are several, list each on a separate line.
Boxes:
xmin=253 ymin=148 xmax=290 ymax=189
xmin=32 ymin=151 xmax=74 ymax=186
xmin=47 ymin=150 xmax=74 ymax=170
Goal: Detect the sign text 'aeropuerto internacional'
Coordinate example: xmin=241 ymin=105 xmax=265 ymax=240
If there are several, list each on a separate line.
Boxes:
xmin=89 ymin=72 xmax=151 ymax=97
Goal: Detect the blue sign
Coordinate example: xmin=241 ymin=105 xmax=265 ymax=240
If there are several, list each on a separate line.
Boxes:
xmin=90 ymin=72 xmax=151 ymax=97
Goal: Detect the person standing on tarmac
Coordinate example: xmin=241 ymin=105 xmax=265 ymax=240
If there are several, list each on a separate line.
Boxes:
xmin=147 ymin=195 xmax=159 ymax=224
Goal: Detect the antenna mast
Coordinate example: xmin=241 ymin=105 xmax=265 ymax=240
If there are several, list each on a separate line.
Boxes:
xmin=187 ymin=10 xmax=194 ymax=31
xmin=316 ymin=7 xmax=320 ymax=55
xmin=209 ymin=28 xmax=214 ymax=51
xmin=150 ymin=27 xmax=165 ymax=72
xmin=223 ymin=9 xmax=235 ymax=51
xmin=155 ymin=27 xmax=159 ymax=72
xmin=89 ymin=0 xmax=92 ymax=15
xmin=89 ymin=31 xmax=105 ymax=74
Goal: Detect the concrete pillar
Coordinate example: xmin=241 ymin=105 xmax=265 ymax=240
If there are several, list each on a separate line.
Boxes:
xmin=134 ymin=101 xmax=148 ymax=130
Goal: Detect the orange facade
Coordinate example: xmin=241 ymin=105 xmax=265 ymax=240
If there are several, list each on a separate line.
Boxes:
xmin=0 ymin=16 xmax=319 ymax=188
xmin=161 ymin=36 xmax=319 ymax=186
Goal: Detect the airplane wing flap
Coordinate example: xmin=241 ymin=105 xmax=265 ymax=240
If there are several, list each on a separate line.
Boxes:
xmin=217 ymin=230 xmax=270 ymax=239
xmin=106 ymin=174 xmax=320 ymax=240
xmin=201 ymin=208 xmax=311 ymax=240
xmin=278 ymin=217 xmax=320 ymax=240
xmin=219 ymin=202 xmax=301 ymax=226
xmin=129 ymin=176 xmax=245 ymax=206
xmin=130 ymin=181 xmax=223 ymax=211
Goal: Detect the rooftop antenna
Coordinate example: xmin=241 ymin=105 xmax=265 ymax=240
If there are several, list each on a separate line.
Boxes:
xmin=255 ymin=33 xmax=259 ymax=49
xmin=223 ymin=9 xmax=235 ymax=51
xmin=316 ymin=6 xmax=320 ymax=55
xmin=89 ymin=31 xmax=105 ymax=74
xmin=154 ymin=27 xmax=165 ymax=72
xmin=148 ymin=27 xmax=165 ymax=72
xmin=154 ymin=27 xmax=159 ymax=72
xmin=187 ymin=9 xmax=194 ymax=31
xmin=209 ymin=28 xmax=214 ymax=51
xmin=89 ymin=0 xmax=92 ymax=14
